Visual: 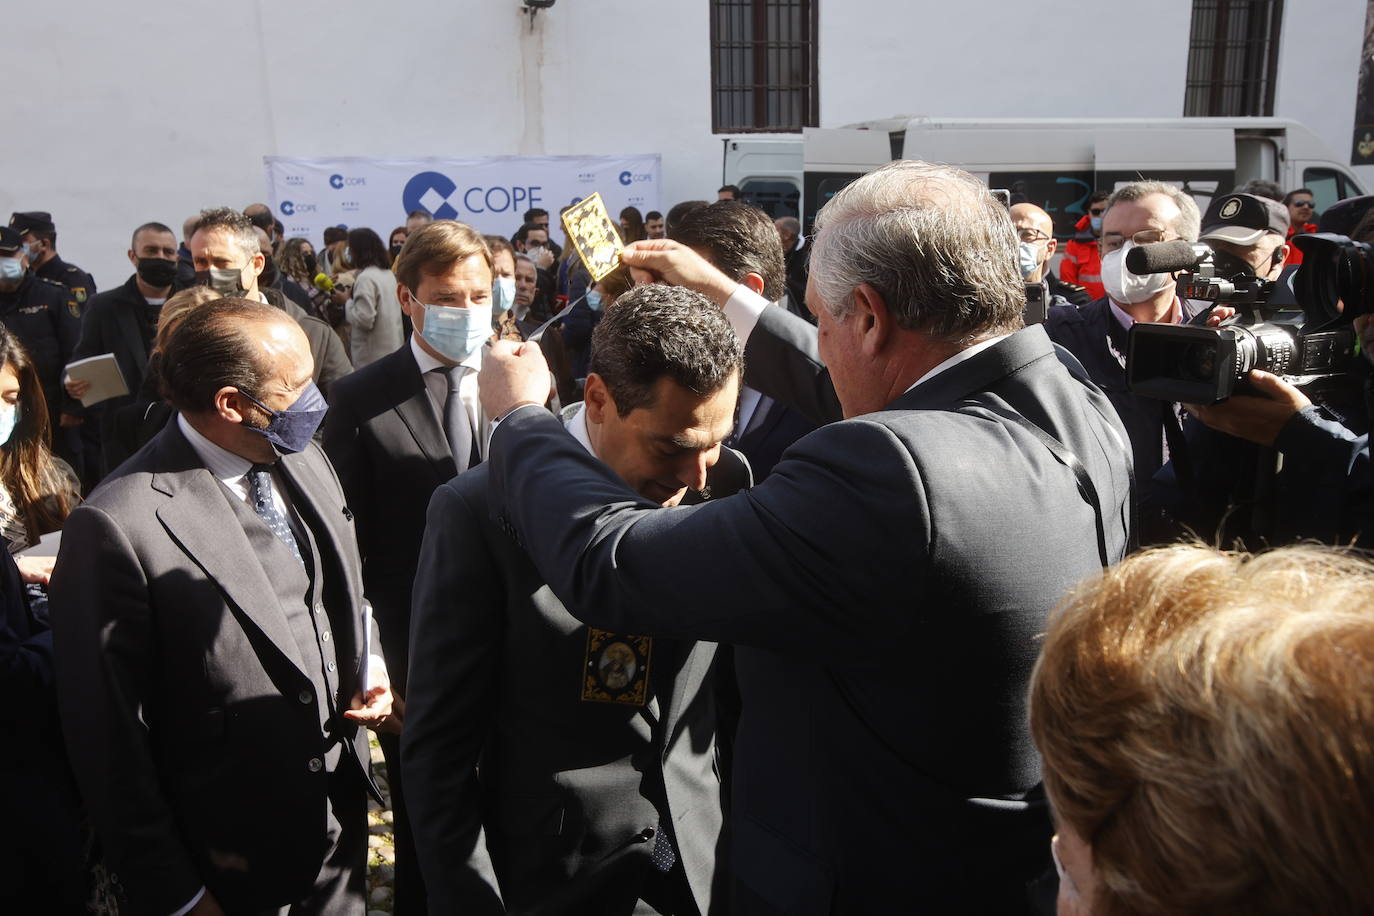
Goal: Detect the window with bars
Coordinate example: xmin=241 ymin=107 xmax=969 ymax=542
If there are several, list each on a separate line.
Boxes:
xmin=710 ymin=0 xmax=818 ymax=133
xmin=1184 ymin=0 xmax=1284 ymax=117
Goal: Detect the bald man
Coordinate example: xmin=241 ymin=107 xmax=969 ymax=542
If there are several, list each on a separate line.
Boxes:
xmin=1011 ymin=203 xmax=1089 ymax=311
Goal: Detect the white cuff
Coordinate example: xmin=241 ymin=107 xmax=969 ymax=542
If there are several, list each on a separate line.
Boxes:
xmin=170 ymin=886 xmax=206 ymax=916
xmin=722 ymin=284 xmax=770 ymax=346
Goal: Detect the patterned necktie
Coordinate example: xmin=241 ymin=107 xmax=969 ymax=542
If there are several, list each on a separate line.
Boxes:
xmin=443 ymin=367 xmax=476 ymax=471
xmin=247 ymin=464 xmax=303 ymax=566
xmin=651 ymin=820 xmax=678 ymax=873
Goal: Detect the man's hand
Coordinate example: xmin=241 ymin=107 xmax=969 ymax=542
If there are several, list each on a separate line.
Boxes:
xmin=329 ymin=287 xmax=349 ymax=307
xmin=532 ymin=247 xmax=555 ymax=270
xmin=1185 ymin=369 xmax=1312 ymax=447
xmin=59 ymin=412 xmax=83 ymax=427
xmin=618 ymin=240 xmax=740 ymax=305
xmin=16 ymin=555 xmax=55 ymax=586
xmin=478 ymin=339 xmax=550 ymax=420
xmin=64 ymin=376 xmax=91 ymax=399
xmin=344 ymin=654 xmax=399 ymax=734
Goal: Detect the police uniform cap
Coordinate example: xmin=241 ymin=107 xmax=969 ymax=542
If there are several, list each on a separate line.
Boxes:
xmin=9 ymin=211 xmax=55 ymax=235
xmin=1200 ymin=193 xmax=1289 ymax=246
xmin=0 ymin=226 xmax=24 ymax=254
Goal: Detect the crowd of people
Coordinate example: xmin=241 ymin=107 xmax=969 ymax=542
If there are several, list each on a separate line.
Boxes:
xmin=1 ymin=166 xmax=1372 ymax=916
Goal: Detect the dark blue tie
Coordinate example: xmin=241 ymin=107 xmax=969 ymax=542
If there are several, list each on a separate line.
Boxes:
xmin=247 ymin=464 xmax=303 ymax=566
xmin=651 ymin=820 xmax=677 ymax=873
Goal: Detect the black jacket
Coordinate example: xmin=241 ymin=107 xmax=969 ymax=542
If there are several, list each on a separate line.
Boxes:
xmin=0 ymin=273 xmax=82 ymax=417
xmin=35 ymin=254 xmax=96 ymax=309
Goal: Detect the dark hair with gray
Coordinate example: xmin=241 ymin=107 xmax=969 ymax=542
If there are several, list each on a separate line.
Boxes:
xmin=192 ymin=207 xmax=261 ymax=264
xmin=159 ymin=297 xmax=287 ymax=414
xmin=669 ymin=201 xmax=786 ymax=301
xmin=1102 ymin=181 xmax=1202 ymax=243
xmin=808 ymin=160 xmax=1025 ymax=344
xmin=589 ymin=284 xmax=743 ymax=417
xmin=666 ymin=200 xmax=709 ymax=234
xmin=1234 ymin=179 xmax=1284 ymax=202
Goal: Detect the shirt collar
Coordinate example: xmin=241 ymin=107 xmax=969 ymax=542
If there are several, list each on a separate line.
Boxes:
xmin=563 ymin=402 xmax=596 ymax=457
xmin=177 ymin=413 xmax=255 ymax=485
xmin=904 ymin=332 xmax=1012 ymax=394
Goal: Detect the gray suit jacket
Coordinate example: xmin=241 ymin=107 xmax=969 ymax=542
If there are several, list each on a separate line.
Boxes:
xmin=50 ymin=421 xmax=377 ymax=914
xmin=484 ymin=305 xmax=1134 ymax=914
xmin=404 ymin=447 xmax=751 ymax=916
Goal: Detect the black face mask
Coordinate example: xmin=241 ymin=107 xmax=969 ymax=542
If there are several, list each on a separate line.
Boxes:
xmin=136 ymin=257 xmax=179 ymax=289
xmin=303 ymin=252 xmax=318 ymax=277
xmin=390 ymin=244 xmax=404 ymax=260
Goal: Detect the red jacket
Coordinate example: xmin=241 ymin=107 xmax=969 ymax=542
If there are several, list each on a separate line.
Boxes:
xmin=1284 ymin=222 xmax=1318 ymax=266
xmin=1061 ymin=213 xmax=1104 ymax=300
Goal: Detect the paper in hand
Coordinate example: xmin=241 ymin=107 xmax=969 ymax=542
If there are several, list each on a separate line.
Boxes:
xmin=64 ymin=353 xmax=129 ymax=407
xmin=561 ymin=192 xmax=624 ymax=282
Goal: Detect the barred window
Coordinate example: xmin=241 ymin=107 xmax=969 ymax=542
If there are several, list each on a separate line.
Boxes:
xmin=711 ymin=0 xmax=818 ymax=133
xmin=1184 ymin=0 xmax=1284 ymax=116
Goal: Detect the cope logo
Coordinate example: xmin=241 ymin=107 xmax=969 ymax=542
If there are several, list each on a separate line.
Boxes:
xmin=619 ymin=171 xmax=653 ymax=186
xmin=402 ymin=171 xmax=461 ymax=220
xmin=330 ymin=173 xmax=367 ymax=189
xmin=279 ymin=201 xmax=318 ymax=216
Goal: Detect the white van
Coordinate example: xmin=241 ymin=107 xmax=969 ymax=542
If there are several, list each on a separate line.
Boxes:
xmin=724 ymin=117 xmax=1366 ymax=239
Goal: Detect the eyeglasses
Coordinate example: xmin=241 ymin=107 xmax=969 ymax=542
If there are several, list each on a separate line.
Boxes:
xmin=1016 ymin=228 xmax=1052 ymax=244
xmin=1100 ymin=228 xmax=1180 ymax=254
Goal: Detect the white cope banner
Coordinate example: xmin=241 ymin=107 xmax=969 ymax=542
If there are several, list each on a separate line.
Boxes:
xmin=262 ymin=155 xmax=662 ymax=247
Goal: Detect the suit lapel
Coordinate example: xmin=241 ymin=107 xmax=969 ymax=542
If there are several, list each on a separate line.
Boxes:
xmin=277 ymin=448 xmax=363 ymax=631
xmin=150 ymin=430 xmax=309 ymax=679
xmin=659 ymin=640 xmax=716 ymax=750
xmin=385 ymin=346 xmax=458 ymax=480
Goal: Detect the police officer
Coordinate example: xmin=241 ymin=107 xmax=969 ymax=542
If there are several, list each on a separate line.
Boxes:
xmin=9 ymin=211 xmax=96 ymax=311
xmin=0 ymin=226 xmax=85 ymax=468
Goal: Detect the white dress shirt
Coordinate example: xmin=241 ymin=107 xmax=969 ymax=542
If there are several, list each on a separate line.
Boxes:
xmin=410 ymin=334 xmax=489 ymax=462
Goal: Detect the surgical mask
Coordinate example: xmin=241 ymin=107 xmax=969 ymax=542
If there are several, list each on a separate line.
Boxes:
xmin=342 ymin=246 xmax=352 ymax=267
xmin=1090 ymin=216 xmax=1103 ymax=233
xmin=136 ymin=257 xmax=179 ymax=288
xmin=492 ymin=276 xmax=516 ymax=313
xmin=240 ymin=380 xmax=328 ymax=455
xmin=1101 ymin=240 xmax=1174 ymax=306
xmin=22 ymin=243 xmax=38 ymax=261
xmin=585 ymin=289 xmax=604 ymax=311
xmin=0 ymin=402 xmax=19 ymax=446
xmin=195 ymin=266 xmax=249 ymax=297
xmin=0 ymin=257 xmax=24 ymax=282
xmin=1017 ymin=241 xmax=1041 ymax=280
xmin=525 ymin=244 xmax=546 ymax=261
xmin=417 ymin=299 xmax=492 ymax=363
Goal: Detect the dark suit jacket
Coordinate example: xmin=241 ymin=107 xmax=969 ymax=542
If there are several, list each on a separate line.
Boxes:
xmin=49 ymin=422 xmax=376 ymax=914
xmin=71 ymin=273 xmax=159 ymax=411
xmin=404 ymin=443 xmax=750 ymax=915
xmin=484 ymin=306 xmax=1134 ymax=914
xmin=320 ymin=342 xmax=457 ymax=694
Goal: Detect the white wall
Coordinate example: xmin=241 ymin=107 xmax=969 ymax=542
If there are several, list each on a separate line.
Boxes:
xmin=2 ymin=0 xmax=1369 ymax=289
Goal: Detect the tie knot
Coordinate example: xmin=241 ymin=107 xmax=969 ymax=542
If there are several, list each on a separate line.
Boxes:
xmin=443 ymin=365 xmax=463 ymax=393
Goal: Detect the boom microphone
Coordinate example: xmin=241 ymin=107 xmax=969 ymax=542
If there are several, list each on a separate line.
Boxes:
xmin=1125 ymin=240 xmax=1210 ymax=275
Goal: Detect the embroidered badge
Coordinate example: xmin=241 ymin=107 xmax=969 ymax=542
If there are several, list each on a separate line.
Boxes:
xmin=580 ymin=628 xmax=653 ymax=706
xmin=73 ymin=287 xmax=88 ymax=305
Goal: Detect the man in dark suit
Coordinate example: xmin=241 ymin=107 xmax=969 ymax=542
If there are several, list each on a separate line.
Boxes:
xmin=405 ymin=286 xmax=749 ymax=916
xmin=320 ymin=219 xmax=497 ymax=915
xmin=670 ymin=201 xmax=820 ymax=480
xmin=51 ymin=298 xmax=393 ymax=915
xmin=477 ymin=161 xmax=1135 ymax=914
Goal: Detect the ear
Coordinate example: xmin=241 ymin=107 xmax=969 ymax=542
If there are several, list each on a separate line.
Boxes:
xmin=213 ymin=386 xmax=250 ymax=424
xmin=851 ymin=283 xmax=895 ymax=357
xmin=1045 ymin=238 xmax=1058 ymax=259
xmin=583 ymin=373 xmax=613 ymax=424
xmin=398 ymin=284 xmax=416 ymax=317
xmin=127 ymin=248 xmax=139 ymax=269
xmin=250 ymin=250 xmax=266 ymax=279
xmin=742 ymin=272 xmax=766 ymax=296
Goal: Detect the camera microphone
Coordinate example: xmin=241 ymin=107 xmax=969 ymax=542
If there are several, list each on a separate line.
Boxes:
xmin=1126 ymin=240 xmax=1210 ymax=275
xmin=313 ymin=273 xmax=335 ymax=293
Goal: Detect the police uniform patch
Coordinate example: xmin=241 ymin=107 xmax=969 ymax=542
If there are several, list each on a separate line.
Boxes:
xmin=67 ymin=297 xmax=81 ymax=318
xmin=581 ymin=628 xmax=653 ymax=706
xmin=1219 ymin=197 xmax=1242 ymax=219
xmin=72 ymin=286 xmax=87 ymax=305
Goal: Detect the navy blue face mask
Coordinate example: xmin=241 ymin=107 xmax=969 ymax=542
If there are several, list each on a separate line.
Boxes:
xmin=239 ymin=380 xmax=328 ymax=454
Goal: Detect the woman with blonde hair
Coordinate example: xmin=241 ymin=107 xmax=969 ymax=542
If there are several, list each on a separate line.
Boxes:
xmin=1031 ymin=542 xmax=1374 ymax=915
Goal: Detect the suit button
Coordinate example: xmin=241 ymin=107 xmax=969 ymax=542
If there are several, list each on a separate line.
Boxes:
xmin=298 ymin=690 xmax=312 ymax=705
xmin=307 ymin=757 xmax=323 ymax=773
xmin=327 ymin=661 xmax=337 ymax=672
xmin=314 ymin=603 xmax=324 ymax=615
xmin=321 ymin=631 xmax=331 ymax=642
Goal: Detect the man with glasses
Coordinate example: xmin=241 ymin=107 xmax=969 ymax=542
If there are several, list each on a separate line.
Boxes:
xmin=1046 ymin=180 xmax=1203 ymax=540
xmin=1010 ymin=203 xmax=1087 ymax=310
xmin=1282 ymin=188 xmax=1318 ymax=266
xmin=1060 ymin=190 xmax=1109 ymax=300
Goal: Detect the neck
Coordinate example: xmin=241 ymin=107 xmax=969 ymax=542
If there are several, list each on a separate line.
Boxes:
xmin=184 ymin=411 xmax=270 ymax=463
xmin=135 ymin=275 xmax=172 ymax=299
xmin=1117 ymin=292 xmax=1177 ymax=324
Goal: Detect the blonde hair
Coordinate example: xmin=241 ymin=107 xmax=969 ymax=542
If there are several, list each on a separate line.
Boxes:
xmin=393 ymin=220 xmax=491 ymax=294
xmin=156 ymin=286 xmax=221 ymax=352
xmin=1030 ymin=543 xmax=1374 ymax=915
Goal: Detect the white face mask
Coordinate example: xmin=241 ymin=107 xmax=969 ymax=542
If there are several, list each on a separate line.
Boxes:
xmin=1101 ymin=239 xmax=1174 ymax=306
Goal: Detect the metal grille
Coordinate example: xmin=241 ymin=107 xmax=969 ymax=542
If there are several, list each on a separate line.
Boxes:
xmin=710 ymin=0 xmax=818 ymax=133
xmin=1184 ymin=0 xmax=1284 ymax=116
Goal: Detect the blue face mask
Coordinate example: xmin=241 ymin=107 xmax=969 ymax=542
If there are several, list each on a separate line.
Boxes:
xmin=417 ymin=298 xmax=492 ymax=363
xmin=0 ymin=257 xmax=24 ymax=282
xmin=0 ymin=402 xmax=19 ymax=446
xmin=1090 ymin=216 xmax=1103 ymax=233
xmin=492 ymin=277 xmax=516 ymax=313
xmin=240 ymin=380 xmax=328 ymax=455
xmin=585 ymin=289 xmax=604 ymax=311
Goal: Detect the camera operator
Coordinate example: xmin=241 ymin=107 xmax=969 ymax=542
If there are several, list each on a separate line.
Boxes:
xmin=1196 ymin=192 xmax=1290 ymax=282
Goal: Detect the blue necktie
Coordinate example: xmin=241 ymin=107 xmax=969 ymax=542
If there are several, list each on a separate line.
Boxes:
xmin=247 ymin=464 xmax=303 ymax=566
xmin=651 ymin=821 xmax=677 ymax=873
